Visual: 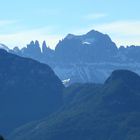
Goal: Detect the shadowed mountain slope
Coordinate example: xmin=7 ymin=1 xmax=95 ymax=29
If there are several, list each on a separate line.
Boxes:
xmin=0 ymin=49 xmax=64 ymax=135
xmin=9 ymin=70 xmax=140 ymax=140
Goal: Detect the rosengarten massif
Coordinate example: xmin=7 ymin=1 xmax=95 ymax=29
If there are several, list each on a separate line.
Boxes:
xmin=0 ymin=30 xmax=140 ymax=140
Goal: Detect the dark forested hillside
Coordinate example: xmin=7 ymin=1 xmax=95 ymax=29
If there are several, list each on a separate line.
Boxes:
xmin=9 ymin=70 xmax=140 ymax=140
xmin=0 ymin=49 xmax=64 ymax=135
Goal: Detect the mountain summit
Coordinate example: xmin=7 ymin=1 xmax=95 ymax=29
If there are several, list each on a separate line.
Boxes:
xmin=105 ymin=69 xmax=140 ymax=86
xmin=55 ymin=30 xmax=117 ymax=62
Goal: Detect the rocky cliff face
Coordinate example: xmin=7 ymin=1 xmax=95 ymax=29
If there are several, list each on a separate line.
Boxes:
xmin=4 ymin=30 xmax=140 ymax=85
xmin=55 ymin=30 xmax=118 ymax=63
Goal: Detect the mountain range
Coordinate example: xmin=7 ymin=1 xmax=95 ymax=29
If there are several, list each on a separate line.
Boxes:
xmin=2 ymin=29 xmax=140 ymax=85
xmin=8 ymin=69 xmax=140 ymax=140
xmin=0 ymin=46 xmax=140 ymax=140
xmin=0 ymin=49 xmax=64 ymax=135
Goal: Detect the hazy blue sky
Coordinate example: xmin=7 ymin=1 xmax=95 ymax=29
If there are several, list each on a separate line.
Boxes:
xmin=0 ymin=0 xmax=140 ymax=49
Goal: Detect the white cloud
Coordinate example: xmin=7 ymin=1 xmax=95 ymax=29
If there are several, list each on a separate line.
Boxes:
xmin=0 ymin=20 xmax=17 ymax=27
xmin=1 ymin=20 xmax=140 ymax=49
xmin=92 ymin=20 xmax=140 ymax=36
xmin=0 ymin=27 xmax=63 ymax=49
xmin=75 ymin=20 xmax=140 ymax=47
xmin=0 ymin=19 xmax=63 ymax=49
xmin=84 ymin=13 xmax=107 ymax=20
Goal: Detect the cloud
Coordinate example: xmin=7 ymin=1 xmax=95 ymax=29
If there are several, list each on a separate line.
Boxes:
xmin=84 ymin=13 xmax=107 ymax=20
xmin=0 ymin=20 xmax=17 ymax=27
xmin=0 ymin=27 xmax=63 ymax=49
xmin=75 ymin=20 xmax=140 ymax=47
xmin=92 ymin=20 xmax=140 ymax=36
xmin=1 ymin=20 xmax=140 ymax=49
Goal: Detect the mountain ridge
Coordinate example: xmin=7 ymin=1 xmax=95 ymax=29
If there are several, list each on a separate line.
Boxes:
xmin=2 ymin=29 xmax=140 ymax=84
xmin=0 ymin=49 xmax=64 ymax=135
xmin=8 ymin=69 xmax=140 ymax=140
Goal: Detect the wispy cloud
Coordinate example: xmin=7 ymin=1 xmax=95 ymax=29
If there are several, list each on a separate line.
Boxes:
xmin=0 ymin=27 xmax=63 ymax=49
xmin=0 ymin=20 xmax=17 ymax=27
xmin=84 ymin=13 xmax=107 ymax=20
xmin=1 ymin=20 xmax=140 ymax=49
xmin=92 ymin=20 xmax=140 ymax=36
xmin=75 ymin=20 xmax=140 ymax=46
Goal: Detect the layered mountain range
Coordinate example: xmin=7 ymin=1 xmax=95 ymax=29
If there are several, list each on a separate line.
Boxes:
xmin=8 ymin=70 xmax=140 ymax=140
xmin=0 ymin=45 xmax=140 ymax=140
xmin=2 ymin=30 xmax=140 ymax=84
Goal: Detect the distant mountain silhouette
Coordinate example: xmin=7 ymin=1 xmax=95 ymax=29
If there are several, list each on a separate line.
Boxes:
xmin=103 ymin=70 xmax=140 ymax=112
xmin=3 ymin=29 xmax=140 ymax=84
xmin=0 ymin=44 xmax=9 ymax=52
xmin=55 ymin=30 xmax=118 ymax=62
xmin=0 ymin=49 xmax=64 ymax=135
xmin=9 ymin=70 xmax=140 ymax=140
